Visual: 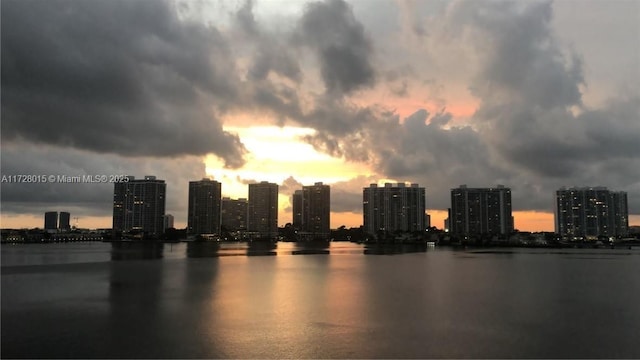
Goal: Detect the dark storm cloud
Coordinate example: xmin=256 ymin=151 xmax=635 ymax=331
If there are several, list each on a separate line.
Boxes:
xmin=1 ymin=0 xmax=246 ymax=168
xmin=297 ymin=0 xmax=376 ymax=95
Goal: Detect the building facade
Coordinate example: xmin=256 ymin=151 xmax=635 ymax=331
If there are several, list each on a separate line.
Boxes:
xmin=363 ymin=183 xmax=426 ymax=237
xmin=299 ymin=182 xmax=331 ymax=239
xmin=292 ymin=190 xmax=303 ymax=230
xmin=610 ymin=191 xmax=629 ymax=237
xmin=450 ymin=185 xmax=513 ymax=237
xmin=187 ymin=179 xmax=222 ymax=235
xmin=113 ymin=176 xmax=166 ymax=236
xmin=248 ymin=182 xmax=279 ymax=238
xmin=59 ymin=212 xmax=71 ymax=231
xmin=44 ymin=211 xmax=58 ymax=232
xmin=556 ymin=187 xmax=628 ymax=239
xmin=247 ymin=181 xmax=278 ymax=238
xmin=221 ymin=197 xmax=248 ymax=231
xmin=163 ymin=214 xmax=174 ymax=230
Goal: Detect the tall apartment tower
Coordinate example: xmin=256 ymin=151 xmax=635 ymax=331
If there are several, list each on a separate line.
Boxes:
xmin=556 ymin=187 xmax=628 ymax=239
xmin=450 ymin=185 xmax=513 ymax=236
xmin=610 ymin=191 xmax=629 ymax=237
xmin=187 ymin=179 xmax=222 ymax=235
xmin=44 ymin=211 xmax=58 ymax=232
xmin=300 ymin=182 xmax=331 ymax=239
xmin=363 ymin=183 xmax=426 ymax=237
xmin=163 ymin=214 xmax=174 ymax=230
xmin=59 ymin=212 xmax=71 ymax=231
xmin=221 ymin=197 xmax=248 ymax=231
xmin=292 ymin=190 xmax=303 ymax=230
xmin=248 ymin=182 xmax=279 ymax=238
xmin=113 ymin=176 xmax=166 ymax=236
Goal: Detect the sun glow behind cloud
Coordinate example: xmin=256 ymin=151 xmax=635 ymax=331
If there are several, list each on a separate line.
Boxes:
xmin=205 ymin=125 xmax=372 ymax=197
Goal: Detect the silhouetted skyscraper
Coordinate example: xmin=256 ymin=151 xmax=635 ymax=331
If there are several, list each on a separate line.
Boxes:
xmin=44 ymin=211 xmax=58 ymax=232
xmin=59 ymin=212 xmax=71 ymax=231
xmin=163 ymin=214 xmax=174 ymax=230
xmin=556 ymin=187 xmax=628 ymax=239
xmin=300 ymin=182 xmax=330 ymax=239
xmin=363 ymin=183 xmax=426 ymax=237
xmin=221 ymin=197 xmax=248 ymax=231
xmin=113 ymin=176 xmax=166 ymax=236
xmin=450 ymin=185 xmax=513 ymax=237
xmin=611 ymin=191 xmax=629 ymax=237
xmin=187 ymin=179 xmax=222 ymax=235
xmin=248 ymin=182 xmax=278 ymax=238
xmin=292 ymin=190 xmax=303 ymax=230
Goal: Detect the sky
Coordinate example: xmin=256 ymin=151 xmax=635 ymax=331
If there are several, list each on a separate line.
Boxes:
xmin=1 ymin=0 xmax=639 ymax=231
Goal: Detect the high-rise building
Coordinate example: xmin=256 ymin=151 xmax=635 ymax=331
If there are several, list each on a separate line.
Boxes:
xmin=44 ymin=211 xmax=58 ymax=232
xmin=610 ymin=191 xmax=629 ymax=237
xmin=556 ymin=187 xmax=628 ymax=239
xmin=187 ymin=179 xmax=222 ymax=235
xmin=292 ymin=190 xmax=303 ymax=230
xmin=248 ymin=181 xmax=279 ymax=238
xmin=59 ymin=212 xmax=71 ymax=231
xmin=450 ymin=185 xmax=513 ymax=237
xmin=113 ymin=176 xmax=166 ymax=236
xmin=363 ymin=183 xmax=426 ymax=237
xmin=163 ymin=214 xmax=174 ymax=230
xmin=221 ymin=197 xmax=248 ymax=231
xmin=299 ymin=182 xmax=330 ymax=239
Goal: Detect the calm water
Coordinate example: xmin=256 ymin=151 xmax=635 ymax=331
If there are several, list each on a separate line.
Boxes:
xmin=2 ymin=242 xmax=639 ymax=358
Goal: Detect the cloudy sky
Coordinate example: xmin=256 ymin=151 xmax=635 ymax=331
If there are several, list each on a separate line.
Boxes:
xmin=1 ymin=0 xmax=639 ymax=231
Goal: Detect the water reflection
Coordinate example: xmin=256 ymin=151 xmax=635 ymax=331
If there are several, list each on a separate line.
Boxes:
xmin=292 ymin=240 xmax=330 ymax=255
xmin=247 ymin=241 xmax=277 ymax=256
xmin=186 ymin=241 xmax=279 ymax=257
xmin=363 ymin=242 xmax=428 ymax=255
xmin=4 ymin=243 xmax=640 ymax=358
xmin=107 ymin=249 xmax=190 ymax=358
xmin=186 ymin=241 xmax=220 ymax=258
xmin=110 ymin=241 xmax=164 ymax=260
xmin=105 ymin=241 xmax=432 ymax=259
